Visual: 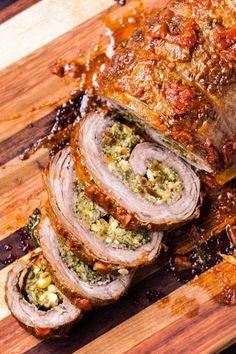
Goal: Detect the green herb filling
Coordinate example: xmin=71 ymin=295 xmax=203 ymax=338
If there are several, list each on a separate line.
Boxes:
xmin=102 ymin=122 xmax=183 ymax=204
xmin=24 ymin=257 xmax=62 ymax=310
xmin=74 ymin=181 xmax=150 ymax=250
xmin=59 ymin=243 xmax=113 ymax=284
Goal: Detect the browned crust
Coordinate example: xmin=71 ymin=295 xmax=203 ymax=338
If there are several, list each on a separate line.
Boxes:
xmin=71 ymin=123 xmax=141 ymax=230
xmin=4 ymin=251 xmax=82 ymax=339
xmin=8 ymin=314 xmax=79 ymax=340
xmin=99 ymin=0 xmax=236 ymax=175
xmin=43 ymin=165 xmax=157 ymax=270
xmin=42 ymin=251 xmax=92 ymax=311
xmin=38 ymin=215 xmax=131 ymax=308
xmin=71 ymin=118 xmax=201 ymax=231
xmin=46 ymin=201 xmax=158 ymax=270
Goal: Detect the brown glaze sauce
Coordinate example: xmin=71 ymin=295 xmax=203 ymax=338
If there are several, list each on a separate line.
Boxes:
xmin=20 ymin=95 xmax=85 ymax=160
xmin=50 ymin=4 xmax=148 ymax=83
xmin=167 ymin=181 xmax=236 ymax=307
xmin=2 ymin=1 xmax=236 ymax=311
xmin=18 ymin=4 xmax=150 ymax=161
xmin=168 ymin=230 xmax=235 ymax=283
xmin=16 ymin=3 xmax=235 ymax=179
xmin=213 ymin=24 xmax=236 ymax=61
xmin=217 ymin=285 xmax=236 ymax=306
xmin=99 ymin=1 xmax=236 ymax=175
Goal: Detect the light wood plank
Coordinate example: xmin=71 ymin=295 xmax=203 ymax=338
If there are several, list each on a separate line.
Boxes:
xmin=0 ymin=0 xmax=167 ymax=142
xmin=0 ymin=265 xmax=11 ymax=321
xmin=0 ymin=0 xmax=114 ymax=70
xmin=0 ymin=316 xmax=40 ymax=354
xmin=126 ymin=299 xmax=236 ymax=354
xmin=0 ymin=1 xmax=235 ymax=352
xmin=0 ymin=0 xmax=40 ymax=24
xmin=0 ymin=149 xmax=48 ymax=239
xmin=76 ymin=261 xmax=236 ymax=354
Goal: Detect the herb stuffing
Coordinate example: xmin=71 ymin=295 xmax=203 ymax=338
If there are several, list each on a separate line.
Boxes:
xmin=24 ymin=256 xmax=62 ymax=310
xmin=102 ymin=122 xmax=183 ymax=204
xmin=24 ymin=209 xmax=41 ymax=247
xmin=59 ymin=243 xmax=114 ymax=284
xmin=74 ymin=181 xmax=150 ymax=250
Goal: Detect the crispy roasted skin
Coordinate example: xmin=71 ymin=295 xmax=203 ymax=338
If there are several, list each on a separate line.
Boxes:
xmin=100 ymin=0 xmax=236 ymax=175
xmin=72 ymin=114 xmax=201 ymax=231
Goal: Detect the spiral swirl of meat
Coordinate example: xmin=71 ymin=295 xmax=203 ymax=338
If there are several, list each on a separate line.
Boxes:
xmin=5 ymin=251 xmax=82 ymax=339
xmin=44 ymin=147 xmax=163 ymax=270
xmin=72 ymin=113 xmax=200 ymax=230
xmin=39 ymin=216 xmax=133 ymax=308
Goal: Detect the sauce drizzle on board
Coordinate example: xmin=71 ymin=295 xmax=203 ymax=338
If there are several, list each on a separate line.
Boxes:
xmin=12 ymin=4 xmax=151 ymax=161
xmin=1 ymin=3 xmax=236 ymax=343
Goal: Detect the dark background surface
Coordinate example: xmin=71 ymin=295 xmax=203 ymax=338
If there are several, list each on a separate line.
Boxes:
xmin=0 ymin=0 xmax=16 ymax=10
xmin=222 ymin=346 xmax=235 ymax=354
xmin=1 ymin=0 xmax=236 ymax=353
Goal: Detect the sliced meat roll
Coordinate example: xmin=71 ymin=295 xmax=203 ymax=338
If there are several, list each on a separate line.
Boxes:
xmin=44 ymin=147 xmax=163 ymax=270
xmin=39 ymin=216 xmax=133 ymax=308
xmin=72 ymin=113 xmax=200 ymax=230
xmin=99 ymin=0 xmax=236 ymax=176
xmin=5 ymin=251 xmax=82 ymax=339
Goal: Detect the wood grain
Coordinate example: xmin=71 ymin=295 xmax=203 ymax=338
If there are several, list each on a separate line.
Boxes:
xmin=126 ymin=299 xmax=236 ymax=354
xmin=0 ymin=251 xmax=177 ymax=354
xmin=0 ymin=0 xmax=114 ymax=69
xmin=0 ymin=0 xmax=236 ymax=353
xmin=0 ymin=110 xmax=57 ymax=166
xmin=0 ymin=95 xmax=83 ymax=167
xmin=77 ymin=261 xmax=236 ymax=354
xmin=0 ymin=149 xmax=48 ymax=238
xmin=0 ymin=0 xmax=167 ymax=142
xmin=0 ymin=316 xmax=40 ymax=354
xmin=0 ymin=228 xmax=36 ymax=271
xmin=0 ymin=0 xmax=40 ymax=24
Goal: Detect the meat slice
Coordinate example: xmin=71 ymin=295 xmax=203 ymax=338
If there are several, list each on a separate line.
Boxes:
xmin=72 ymin=112 xmax=200 ymax=230
xmin=5 ymin=251 xmax=82 ymax=339
xmin=44 ymin=147 xmax=163 ymax=270
xmin=39 ymin=216 xmax=133 ymax=308
xmin=99 ymin=0 xmax=236 ymax=175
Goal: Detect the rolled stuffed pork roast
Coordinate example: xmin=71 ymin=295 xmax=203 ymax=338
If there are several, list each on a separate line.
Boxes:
xmin=39 ymin=216 xmax=133 ymax=308
xmin=72 ymin=113 xmax=201 ymax=230
xmin=6 ymin=0 xmax=235 ymax=340
xmin=44 ymin=147 xmax=163 ymax=270
xmin=100 ymin=0 xmax=236 ymax=176
xmin=5 ymin=251 xmax=82 ymax=339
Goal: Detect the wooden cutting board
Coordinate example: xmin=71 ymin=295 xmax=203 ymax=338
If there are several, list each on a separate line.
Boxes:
xmin=0 ymin=1 xmax=236 ymax=353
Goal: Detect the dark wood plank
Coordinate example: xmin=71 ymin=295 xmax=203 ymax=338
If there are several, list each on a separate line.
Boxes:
xmin=0 ymin=228 xmax=35 ymax=270
xmin=75 ymin=262 xmax=236 ymax=354
xmin=0 ymin=0 xmax=40 ymax=24
xmin=0 ymin=96 xmax=82 ymax=166
xmin=0 ymin=1 xmax=235 ymax=353
xmin=126 ymin=297 xmax=236 ymax=354
xmin=24 ymin=267 xmax=180 ymax=354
